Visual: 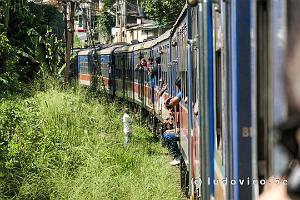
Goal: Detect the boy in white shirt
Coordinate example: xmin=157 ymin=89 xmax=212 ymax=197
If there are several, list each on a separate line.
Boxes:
xmin=122 ymin=108 xmax=132 ymax=146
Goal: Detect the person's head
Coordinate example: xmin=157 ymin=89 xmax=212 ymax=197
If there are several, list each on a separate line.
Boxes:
xmin=175 ymin=77 xmax=181 ymax=90
xmin=148 ymin=57 xmax=154 ymax=64
xmin=141 ymin=58 xmax=147 ymax=66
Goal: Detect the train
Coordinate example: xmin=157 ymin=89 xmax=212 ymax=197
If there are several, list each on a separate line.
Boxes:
xmin=74 ymin=0 xmax=300 ymax=200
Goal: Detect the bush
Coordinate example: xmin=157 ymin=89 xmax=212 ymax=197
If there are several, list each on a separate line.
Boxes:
xmin=0 ymin=34 xmax=21 ymax=96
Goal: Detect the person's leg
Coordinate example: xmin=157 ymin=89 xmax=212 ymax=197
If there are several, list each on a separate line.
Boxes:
xmin=151 ymin=85 xmax=154 ymax=105
xmin=163 ymin=132 xmax=181 ymax=159
xmin=124 ymin=132 xmax=131 ymax=146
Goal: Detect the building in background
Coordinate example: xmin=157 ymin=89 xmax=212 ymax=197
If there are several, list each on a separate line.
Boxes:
xmin=112 ymin=0 xmax=159 ymax=44
xmin=74 ymin=0 xmax=101 ymax=47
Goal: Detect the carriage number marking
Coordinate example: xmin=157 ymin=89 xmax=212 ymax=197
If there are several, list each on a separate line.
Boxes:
xmin=242 ymin=127 xmax=251 ymax=137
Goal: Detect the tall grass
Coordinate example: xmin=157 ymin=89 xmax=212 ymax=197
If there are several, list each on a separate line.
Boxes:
xmin=0 ymin=88 xmax=183 ymax=200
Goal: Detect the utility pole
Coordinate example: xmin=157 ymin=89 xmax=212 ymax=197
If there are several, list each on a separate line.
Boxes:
xmin=63 ymin=0 xmax=75 ymax=86
xmin=120 ymin=0 xmax=126 ymax=42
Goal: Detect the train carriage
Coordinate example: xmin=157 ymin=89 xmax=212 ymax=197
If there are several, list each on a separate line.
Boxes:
xmin=114 ymin=46 xmax=132 ymax=100
xmin=78 ymin=49 xmax=94 ymax=86
xmin=97 ymin=44 xmax=124 ymax=94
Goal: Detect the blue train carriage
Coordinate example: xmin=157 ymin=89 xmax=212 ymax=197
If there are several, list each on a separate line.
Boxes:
xmin=211 ymin=2 xmax=226 ymax=200
xmin=96 ymin=44 xmax=124 ymax=94
xmin=179 ymin=2 xmax=231 ymax=199
xmin=192 ymin=0 xmax=256 ymax=199
xmin=152 ymin=29 xmax=172 ymax=121
xmin=186 ymin=1 xmax=233 ymax=199
xmin=77 ymin=49 xmax=94 ymax=86
xmin=114 ymin=45 xmax=131 ymax=99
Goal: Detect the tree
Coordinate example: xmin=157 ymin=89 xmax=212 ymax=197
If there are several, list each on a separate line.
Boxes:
xmin=140 ymin=0 xmax=185 ymax=26
xmin=0 ymin=0 xmax=65 ymax=95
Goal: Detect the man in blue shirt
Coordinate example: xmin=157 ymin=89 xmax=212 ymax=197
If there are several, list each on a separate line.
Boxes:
xmin=163 ymin=77 xmax=182 ymax=165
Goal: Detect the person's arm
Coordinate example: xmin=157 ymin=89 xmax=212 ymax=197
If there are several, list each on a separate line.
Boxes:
xmin=169 ymin=91 xmax=182 ymax=107
xmin=159 ymin=85 xmax=167 ymax=97
xmin=165 ymin=129 xmax=176 ymax=133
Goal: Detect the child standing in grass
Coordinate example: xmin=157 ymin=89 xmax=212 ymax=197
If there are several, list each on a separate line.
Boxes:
xmin=122 ymin=108 xmax=132 ymax=146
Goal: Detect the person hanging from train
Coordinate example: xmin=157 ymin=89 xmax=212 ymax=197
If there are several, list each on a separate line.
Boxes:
xmin=135 ymin=58 xmax=147 ymax=99
xmin=146 ymin=57 xmax=154 ymax=77
xmin=166 ymin=77 xmax=182 ymax=108
xmin=162 ymin=77 xmax=182 ymax=166
xmin=147 ymin=57 xmax=155 ymax=108
xmin=135 ymin=57 xmax=147 ymax=71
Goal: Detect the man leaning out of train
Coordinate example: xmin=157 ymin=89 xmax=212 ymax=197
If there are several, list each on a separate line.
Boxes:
xmin=163 ymin=77 xmax=182 ymax=166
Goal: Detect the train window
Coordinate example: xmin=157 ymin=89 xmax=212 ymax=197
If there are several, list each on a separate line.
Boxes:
xmin=212 ymin=5 xmax=223 ymax=155
xmin=215 ymin=49 xmax=222 ymax=151
xmin=192 ymin=48 xmax=197 ymax=104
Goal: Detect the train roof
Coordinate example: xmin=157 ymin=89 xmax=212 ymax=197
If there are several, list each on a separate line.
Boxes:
xmin=78 ymin=48 xmax=93 ymax=56
xmin=153 ymin=29 xmax=172 ymax=46
xmin=114 ymin=45 xmax=130 ymax=53
xmin=128 ymin=42 xmax=143 ymax=52
xmin=97 ymin=44 xmax=124 ymax=55
xmin=143 ymin=39 xmax=155 ymax=49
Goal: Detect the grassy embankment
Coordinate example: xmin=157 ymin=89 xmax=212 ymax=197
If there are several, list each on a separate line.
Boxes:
xmin=0 ymin=88 xmax=184 ymax=200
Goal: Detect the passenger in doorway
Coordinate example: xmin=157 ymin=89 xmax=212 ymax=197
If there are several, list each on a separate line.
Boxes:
xmin=135 ymin=58 xmax=147 ymax=71
xmin=147 ymin=57 xmax=155 ymax=107
xmin=158 ymin=79 xmax=167 ymax=113
xmin=147 ymin=57 xmax=154 ymax=77
xmin=122 ymin=108 xmax=133 ymax=146
xmin=162 ymin=77 xmax=182 ymax=166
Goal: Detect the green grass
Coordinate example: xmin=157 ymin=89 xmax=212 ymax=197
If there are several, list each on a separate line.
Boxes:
xmin=0 ymin=88 xmax=184 ymax=200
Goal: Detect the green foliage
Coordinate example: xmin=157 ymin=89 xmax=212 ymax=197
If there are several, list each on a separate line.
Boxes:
xmin=27 ymin=27 xmax=65 ymax=80
xmin=0 ymin=0 xmax=65 ymax=96
xmin=0 ymin=34 xmax=21 ymax=96
xmin=28 ymin=2 xmax=64 ymax=39
xmin=0 ymin=89 xmax=184 ymax=199
xmin=74 ymin=33 xmax=82 ymax=48
xmin=140 ymin=0 xmax=186 ymax=26
xmin=95 ymin=1 xmax=116 ymax=44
